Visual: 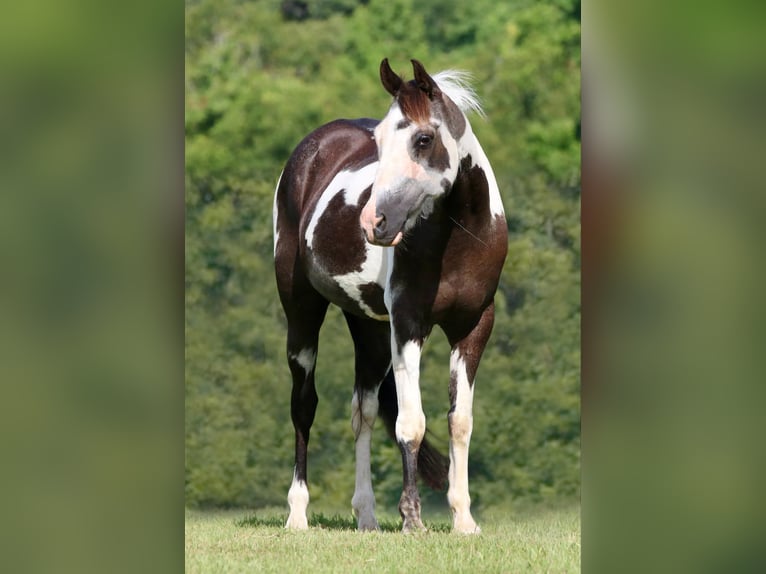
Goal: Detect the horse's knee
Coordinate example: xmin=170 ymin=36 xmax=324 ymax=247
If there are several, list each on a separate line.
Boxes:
xmin=448 ymin=411 xmax=473 ymax=444
xmin=395 ymin=410 xmax=426 ymax=445
xmin=288 ymin=347 xmax=317 ymax=378
xmin=351 ymin=390 xmax=379 ymax=437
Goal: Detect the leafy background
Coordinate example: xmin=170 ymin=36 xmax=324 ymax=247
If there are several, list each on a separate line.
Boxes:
xmin=185 ymin=0 xmax=580 ymax=512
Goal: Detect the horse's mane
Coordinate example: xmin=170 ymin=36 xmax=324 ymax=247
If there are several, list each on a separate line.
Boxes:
xmin=432 ymin=70 xmax=485 ymax=118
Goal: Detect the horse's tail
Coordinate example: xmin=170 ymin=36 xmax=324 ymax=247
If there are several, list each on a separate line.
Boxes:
xmin=377 ymin=369 xmax=449 ymax=491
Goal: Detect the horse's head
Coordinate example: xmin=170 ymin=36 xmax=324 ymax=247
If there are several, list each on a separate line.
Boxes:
xmin=361 ymin=59 xmax=469 ymax=246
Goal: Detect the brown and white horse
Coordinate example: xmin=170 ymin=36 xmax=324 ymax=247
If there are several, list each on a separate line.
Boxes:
xmin=273 ymin=59 xmax=507 ymax=533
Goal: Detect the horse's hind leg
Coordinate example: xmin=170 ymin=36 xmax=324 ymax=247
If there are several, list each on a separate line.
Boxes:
xmin=344 ymin=312 xmax=391 ymax=531
xmin=284 ymin=293 xmax=329 ymax=530
xmin=443 ymin=303 xmax=496 ymax=534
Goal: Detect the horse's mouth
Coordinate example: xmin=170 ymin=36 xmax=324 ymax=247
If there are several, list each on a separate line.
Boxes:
xmin=364 ymin=228 xmax=403 ymax=247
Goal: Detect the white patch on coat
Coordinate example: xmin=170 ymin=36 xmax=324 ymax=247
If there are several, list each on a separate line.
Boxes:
xmin=383 ymin=248 xmax=396 ymax=312
xmin=447 ymin=349 xmax=480 ymax=534
xmin=333 ymin=241 xmax=388 ymax=320
xmin=273 ymin=171 xmax=283 ymax=256
xmin=392 ymin=339 xmax=426 ymax=444
xmin=285 ymin=469 xmax=310 ymax=530
xmin=305 ymin=162 xmax=378 ymax=249
xmin=299 ymin=161 xmax=387 ymax=319
xmin=458 ymin=122 xmax=505 ymax=218
xmin=288 ymin=348 xmax=316 ymax=376
xmin=351 ymin=387 xmax=381 ymax=530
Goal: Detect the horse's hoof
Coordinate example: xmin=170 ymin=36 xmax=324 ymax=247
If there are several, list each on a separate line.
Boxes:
xmin=453 ymin=519 xmax=481 ymax=535
xmin=356 ymin=518 xmax=380 ymax=532
xmin=402 ymin=518 xmax=427 ymax=534
xmin=285 ymin=515 xmax=309 ymax=530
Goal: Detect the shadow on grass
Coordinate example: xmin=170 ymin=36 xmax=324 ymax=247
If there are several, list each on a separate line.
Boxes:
xmin=238 ymin=512 xmax=450 ymax=533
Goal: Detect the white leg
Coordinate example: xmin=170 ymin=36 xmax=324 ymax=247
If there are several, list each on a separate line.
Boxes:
xmin=392 ymin=339 xmax=426 ymax=445
xmin=286 ymin=468 xmax=309 ymax=530
xmin=392 ymin=337 xmax=427 ymax=532
xmin=351 ymin=387 xmax=381 ymax=530
xmin=448 ymin=349 xmax=480 ymax=534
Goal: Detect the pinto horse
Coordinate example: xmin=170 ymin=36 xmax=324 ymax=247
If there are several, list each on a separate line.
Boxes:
xmin=273 ymin=59 xmax=507 ymax=533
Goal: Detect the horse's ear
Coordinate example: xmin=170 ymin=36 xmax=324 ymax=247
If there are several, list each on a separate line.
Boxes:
xmin=380 ymin=58 xmax=403 ymax=97
xmin=411 ymin=59 xmax=441 ymax=100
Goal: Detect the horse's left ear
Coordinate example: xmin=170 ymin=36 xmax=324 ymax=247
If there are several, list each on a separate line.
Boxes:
xmin=380 ymin=58 xmax=403 ymax=97
xmin=411 ymin=59 xmax=441 ymax=100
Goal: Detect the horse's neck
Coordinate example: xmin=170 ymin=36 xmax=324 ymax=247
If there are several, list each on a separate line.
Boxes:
xmin=455 ymin=124 xmax=504 ymax=219
xmin=458 ymin=125 xmax=497 ymax=187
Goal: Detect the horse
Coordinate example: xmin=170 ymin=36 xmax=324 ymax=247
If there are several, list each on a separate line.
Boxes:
xmin=273 ymin=58 xmax=507 ymax=534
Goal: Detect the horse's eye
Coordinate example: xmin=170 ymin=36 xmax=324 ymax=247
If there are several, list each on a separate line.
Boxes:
xmin=416 ymin=133 xmax=433 ymax=148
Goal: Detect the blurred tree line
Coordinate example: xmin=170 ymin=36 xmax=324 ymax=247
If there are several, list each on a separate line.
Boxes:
xmin=186 ymin=0 xmax=580 ymax=511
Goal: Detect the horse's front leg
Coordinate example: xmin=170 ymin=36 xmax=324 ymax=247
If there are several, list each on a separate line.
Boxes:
xmin=444 ymin=302 xmax=496 ymax=534
xmin=390 ymin=323 xmax=428 ymax=533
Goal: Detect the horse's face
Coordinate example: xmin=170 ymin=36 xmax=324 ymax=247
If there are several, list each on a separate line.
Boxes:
xmin=361 ymin=59 xmax=464 ymax=246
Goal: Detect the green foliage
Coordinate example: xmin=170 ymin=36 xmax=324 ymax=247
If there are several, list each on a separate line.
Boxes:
xmin=186 ymin=0 xmax=580 ymax=511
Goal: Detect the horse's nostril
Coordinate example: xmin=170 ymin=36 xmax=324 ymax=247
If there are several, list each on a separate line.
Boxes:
xmin=373 ymin=215 xmax=387 ymax=241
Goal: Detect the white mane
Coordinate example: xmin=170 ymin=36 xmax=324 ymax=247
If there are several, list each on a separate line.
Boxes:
xmin=432 ymin=70 xmax=485 ymax=118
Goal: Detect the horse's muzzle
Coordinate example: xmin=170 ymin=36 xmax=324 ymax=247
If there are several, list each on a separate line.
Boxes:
xmin=360 ymin=211 xmax=403 ymax=246
xmin=367 ymin=213 xmax=401 ymax=246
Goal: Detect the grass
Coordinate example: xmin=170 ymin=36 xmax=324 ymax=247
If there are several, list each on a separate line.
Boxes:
xmin=185 ymin=504 xmax=580 ymax=573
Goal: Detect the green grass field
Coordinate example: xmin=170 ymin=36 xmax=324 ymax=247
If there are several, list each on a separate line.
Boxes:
xmin=185 ymin=505 xmax=580 ymax=573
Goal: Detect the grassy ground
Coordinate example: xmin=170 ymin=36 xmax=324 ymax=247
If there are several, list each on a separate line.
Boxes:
xmin=185 ymin=504 xmax=580 ymax=573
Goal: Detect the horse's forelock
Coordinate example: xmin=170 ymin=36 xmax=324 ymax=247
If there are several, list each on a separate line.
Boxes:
xmin=396 ymin=81 xmax=432 ymax=124
xmin=394 ymin=70 xmax=483 ymax=127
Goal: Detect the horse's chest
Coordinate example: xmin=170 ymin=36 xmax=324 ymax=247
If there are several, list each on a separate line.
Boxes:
xmin=387 ymin=237 xmax=503 ymax=328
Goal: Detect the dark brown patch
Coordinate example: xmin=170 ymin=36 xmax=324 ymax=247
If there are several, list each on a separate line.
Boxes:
xmin=425 ymin=131 xmax=451 ymax=172
xmin=357 ymin=186 xmax=371 ymax=207
xmin=439 ymin=96 xmax=466 ymax=141
xmin=358 ymin=282 xmax=388 ymax=316
xmin=405 ymin=128 xmax=451 ymax=173
xmin=311 ymin=191 xmax=367 ymax=275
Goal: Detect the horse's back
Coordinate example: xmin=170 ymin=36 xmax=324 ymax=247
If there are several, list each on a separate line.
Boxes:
xmin=279 ymin=118 xmax=378 ymax=217
xmin=274 ymin=118 xmax=388 ymax=320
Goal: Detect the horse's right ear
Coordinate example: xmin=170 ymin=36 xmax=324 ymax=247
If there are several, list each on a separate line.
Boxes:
xmin=380 ymin=58 xmax=403 ymax=97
